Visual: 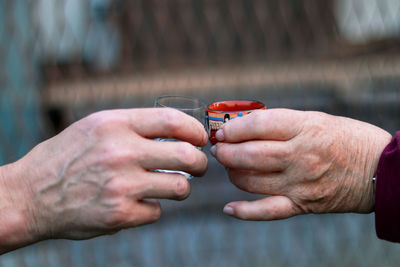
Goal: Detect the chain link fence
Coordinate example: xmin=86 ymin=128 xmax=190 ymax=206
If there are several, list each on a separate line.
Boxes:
xmin=2 ymin=0 xmax=400 ymax=266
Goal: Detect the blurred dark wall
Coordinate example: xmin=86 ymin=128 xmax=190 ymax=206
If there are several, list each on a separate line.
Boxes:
xmin=0 ymin=1 xmax=42 ymax=164
xmin=118 ymin=0 xmax=337 ymax=71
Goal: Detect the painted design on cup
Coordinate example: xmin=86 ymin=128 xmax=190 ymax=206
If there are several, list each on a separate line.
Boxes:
xmin=206 ymin=100 xmax=267 ymax=145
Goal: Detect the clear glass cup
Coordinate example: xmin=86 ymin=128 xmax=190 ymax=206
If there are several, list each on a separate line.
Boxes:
xmin=154 ymin=95 xmax=207 ymax=179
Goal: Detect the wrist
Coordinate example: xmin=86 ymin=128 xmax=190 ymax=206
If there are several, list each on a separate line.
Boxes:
xmin=0 ymin=161 xmax=40 ymax=253
xmin=362 ymin=128 xmax=392 ymax=213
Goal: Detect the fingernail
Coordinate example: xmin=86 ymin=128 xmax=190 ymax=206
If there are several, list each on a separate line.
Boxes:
xmin=210 ymin=145 xmax=216 ymax=156
xmin=216 ymin=129 xmax=224 ymax=141
xmin=223 ymin=205 xmax=234 ymax=216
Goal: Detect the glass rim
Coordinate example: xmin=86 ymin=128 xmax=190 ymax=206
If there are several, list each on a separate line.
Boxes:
xmin=155 ymin=95 xmax=207 ymax=111
xmin=207 ymin=100 xmax=266 ymax=113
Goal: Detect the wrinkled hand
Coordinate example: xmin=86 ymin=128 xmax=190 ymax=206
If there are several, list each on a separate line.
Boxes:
xmin=211 ymin=109 xmax=392 ymax=220
xmin=0 ymin=108 xmax=207 ymax=251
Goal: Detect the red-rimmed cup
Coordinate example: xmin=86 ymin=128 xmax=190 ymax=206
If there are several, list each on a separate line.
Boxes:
xmin=206 ymin=100 xmax=267 ymax=145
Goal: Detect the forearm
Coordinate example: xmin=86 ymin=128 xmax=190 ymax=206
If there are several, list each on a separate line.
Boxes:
xmin=0 ymin=161 xmax=39 ymax=254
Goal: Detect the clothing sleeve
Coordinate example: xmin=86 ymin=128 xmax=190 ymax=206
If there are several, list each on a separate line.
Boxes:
xmin=375 ymin=131 xmax=400 ymax=242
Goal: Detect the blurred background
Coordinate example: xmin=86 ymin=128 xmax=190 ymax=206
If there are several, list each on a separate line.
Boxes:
xmin=2 ymin=0 xmax=400 ymax=266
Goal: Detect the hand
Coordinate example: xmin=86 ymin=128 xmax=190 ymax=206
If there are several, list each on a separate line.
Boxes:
xmin=0 ymin=108 xmax=208 ymax=252
xmin=211 ymin=109 xmax=392 ymax=220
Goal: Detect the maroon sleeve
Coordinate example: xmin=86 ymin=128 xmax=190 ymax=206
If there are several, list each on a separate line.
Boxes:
xmin=375 ymin=131 xmax=400 ymax=242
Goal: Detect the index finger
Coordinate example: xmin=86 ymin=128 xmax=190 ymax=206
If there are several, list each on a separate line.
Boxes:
xmin=127 ymin=108 xmax=208 ymax=147
xmin=217 ymin=108 xmax=304 ymax=143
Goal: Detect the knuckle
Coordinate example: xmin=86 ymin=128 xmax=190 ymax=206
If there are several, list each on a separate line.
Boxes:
xmin=215 ymin=143 xmax=230 ymax=165
xmin=149 ymin=203 xmax=162 ymax=222
xmin=244 ymin=112 xmax=266 ymax=138
xmin=177 ymin=143 xmax=198 ymax=168
xmin=304 ymin=111 xmax=328 ymax=130
xmin=104 ymin=179 xmax=125 ymax=197
xmin=85 ymin=110 xmax=108 ymax=124
xmin=198 ymin=153 xmax=208 ymax=174
xmin=100 ymin=144 xmax=136 ymax=168
xmin=243 ymin=145 xmax=260 ymax=165
xmin=252 ymin=110 xmax=267 ymax=128
xmin=301 ymin=154 xmax=325 ymax=179
xmin=278 ymin=143 xmax=292 ymax=159
xmin=252 ymin=109 xmax=266 ymax=119
xmin=174 ymin=176 xmax=190 ymax=199
xmin=86 ymin=111 xmax=111 ymax=127
xmin=272 ymin=143 xmax=294 ymax=169
xmin=86 ymin=111 xmax=128 ymax=137
xmin=103 ymin=209 xmax=126 ymax=228
xmin=161 ymin=108 xmax=183 ymax=134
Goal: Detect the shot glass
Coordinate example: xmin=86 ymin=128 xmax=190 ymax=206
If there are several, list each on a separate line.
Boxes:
xmin=206 ymin=100 xmax=267 ymax=145
xmin=154 ymin=95 xmax=207 ymax=179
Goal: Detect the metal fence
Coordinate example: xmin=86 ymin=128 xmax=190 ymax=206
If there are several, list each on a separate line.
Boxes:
xmin=1 ymin=0 xmax=400 ymax=266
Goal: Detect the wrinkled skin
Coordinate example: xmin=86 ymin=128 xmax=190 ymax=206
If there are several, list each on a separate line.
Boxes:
xmin=0 ymin=108 xmax=208 ymax=253
xmin=212 ymin=109 xmax=392 ymax=221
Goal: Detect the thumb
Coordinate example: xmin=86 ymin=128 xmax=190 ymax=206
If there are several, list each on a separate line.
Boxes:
xmin=223 ymin=196 xmax=300 ymax=221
